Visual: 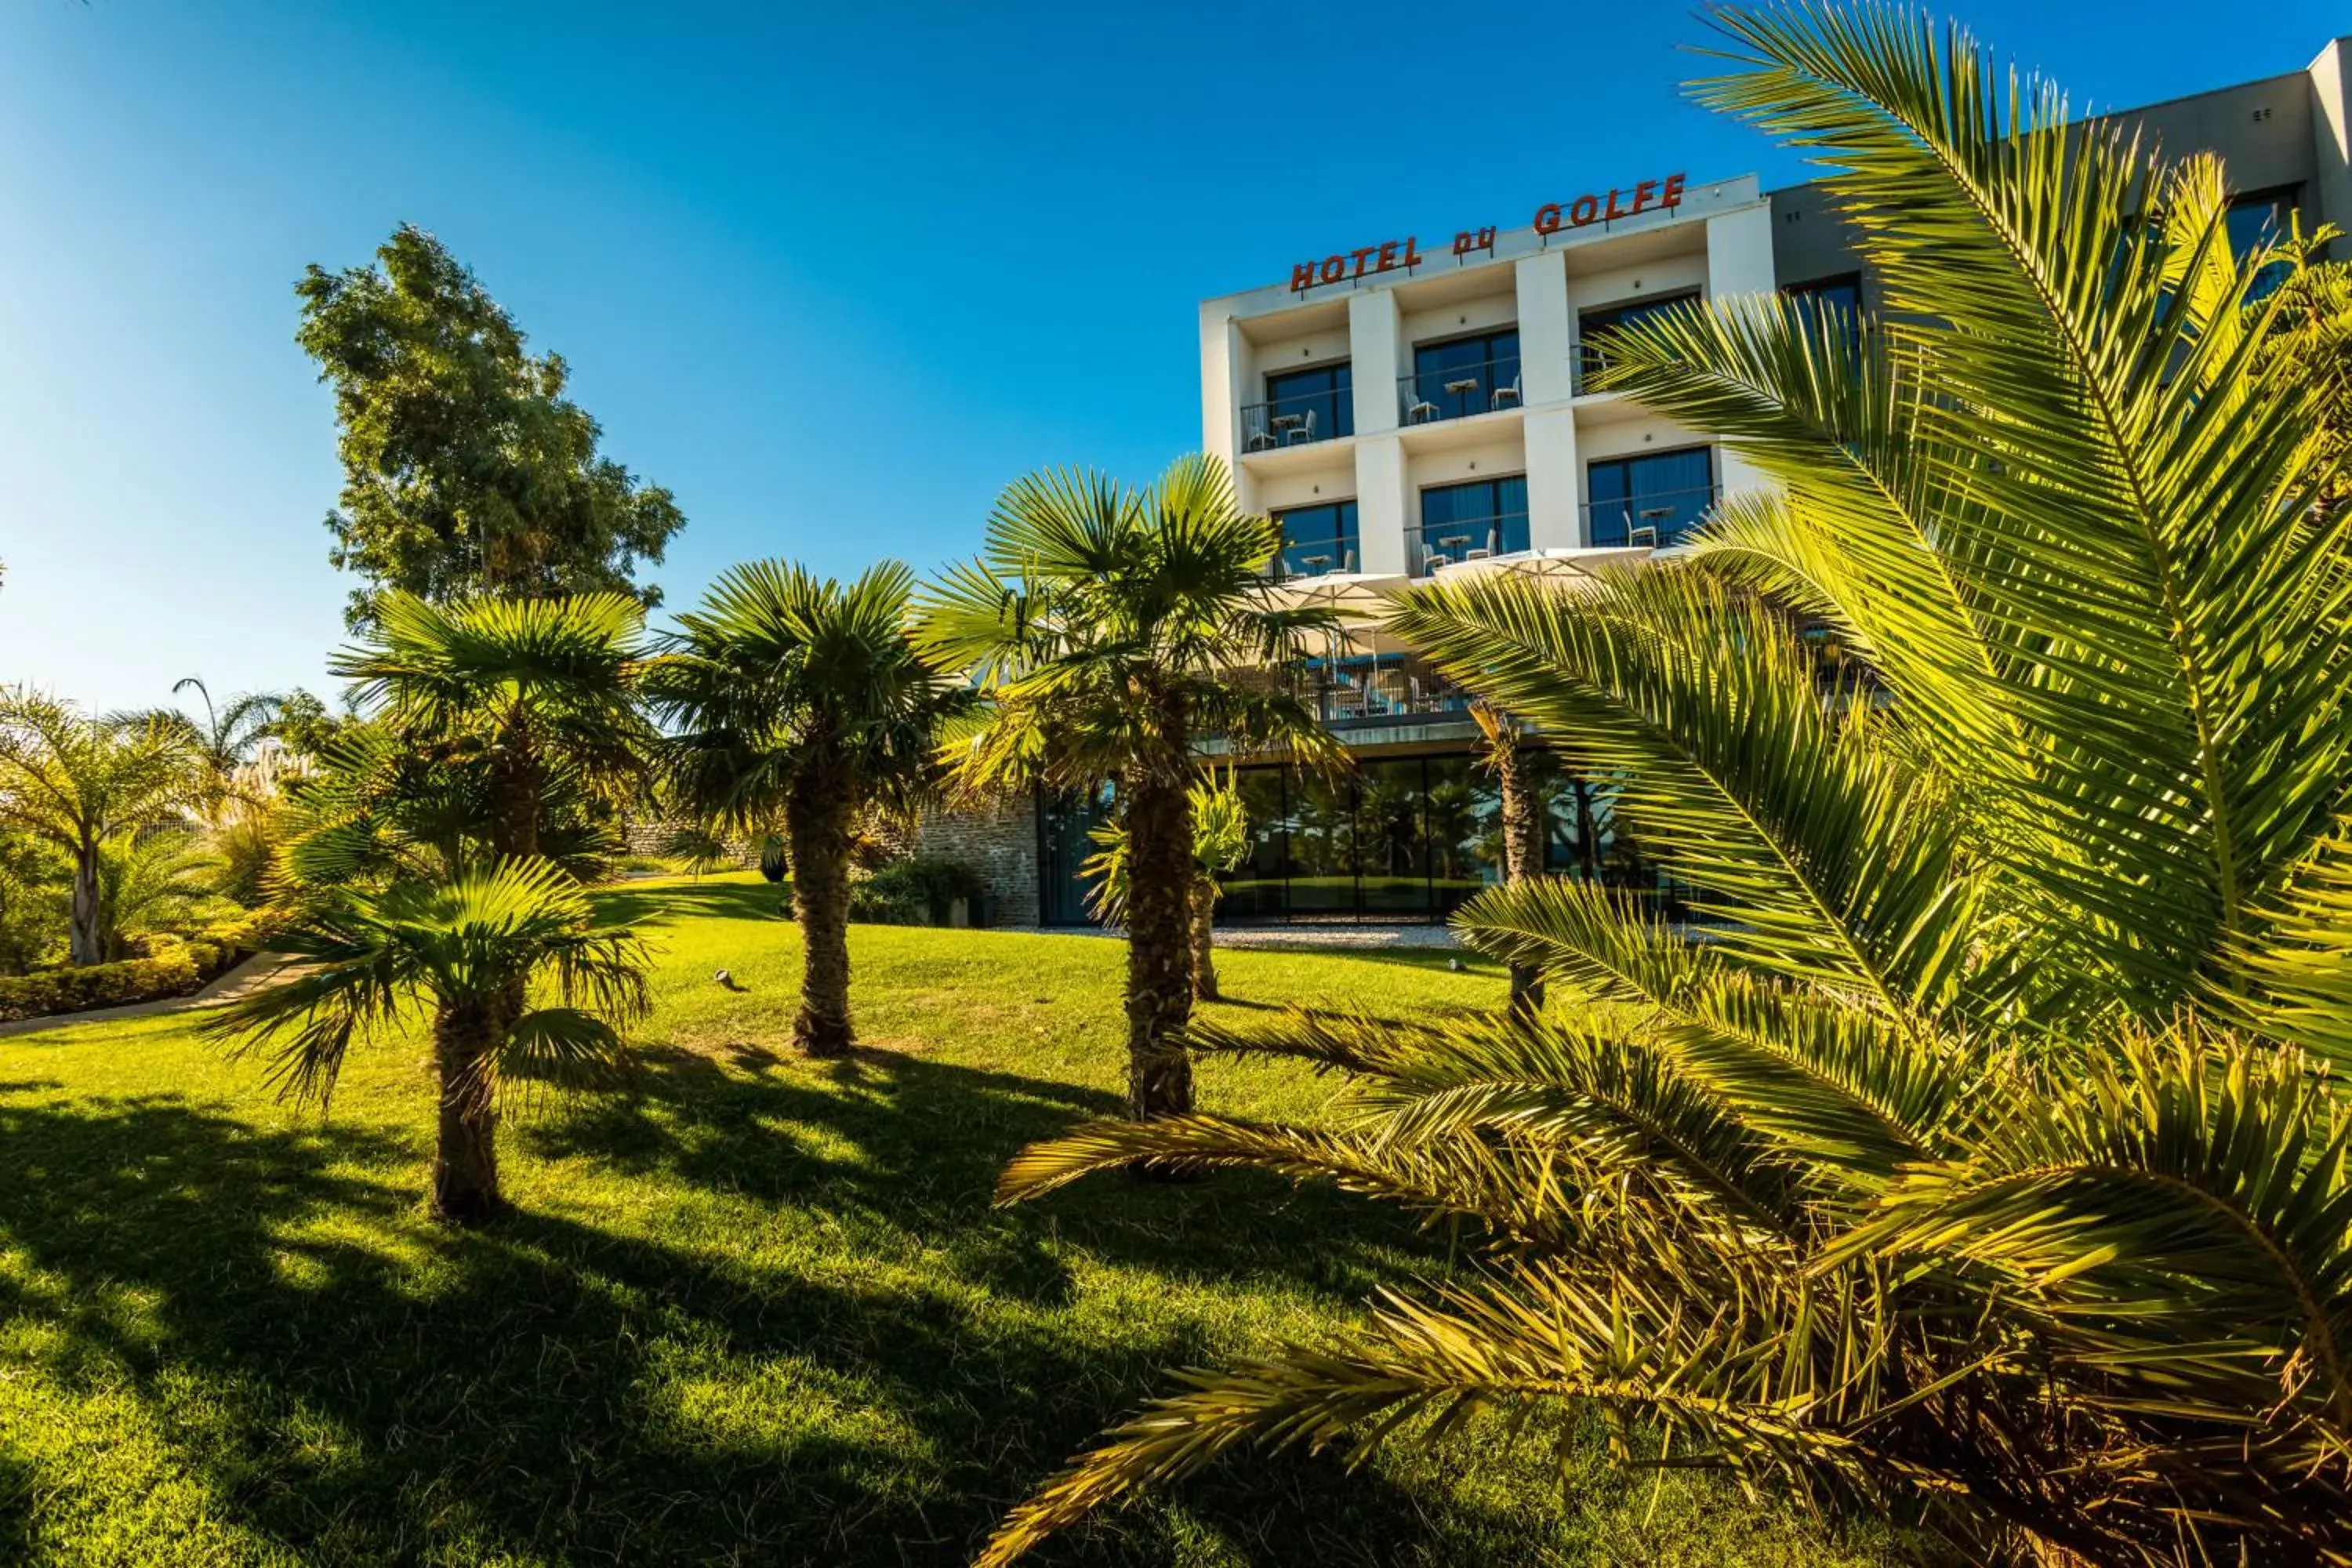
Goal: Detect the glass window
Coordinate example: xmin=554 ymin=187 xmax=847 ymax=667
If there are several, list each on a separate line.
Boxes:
xmin=1410 ymin=329 xmax=1520 ymax=421
xmin=1416 ymin=477 xmax=1530 ymax=574
xmin=1262 ymin=362 xmax=1353 ymax=442
xmin=1284 ymin=769 xmax=1357 ymax=917
xmin=1215 ymin=768 xmax=1289 ymax=920
xmin=1579 ymin=290 xmax=1699 ymax=387
xmin=2227 ymin=188 xmax=2300 ymax=301
xmin=1587 ymin=448 xmax=1715 ymax=547
xmin=1423 ymin=754 xmax=1497 ymax=916
xmin=1269 ymin=500 xmax=1359 ymax=579
xmin=1782 ymin=273 xmax=1861 ymax=323
xmin=1356 ymin=758 xmax=1428 ymax=917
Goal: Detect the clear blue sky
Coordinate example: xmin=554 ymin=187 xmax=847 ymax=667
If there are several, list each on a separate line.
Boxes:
xmin=1 ymin=1 xmax=2342 ymax=713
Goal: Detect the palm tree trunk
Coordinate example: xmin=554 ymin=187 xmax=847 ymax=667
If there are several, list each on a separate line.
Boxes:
xmin=787 ymin=769 xmax=855 ymax=1058
xmin=1123 ymin=769 xmax=1196 ymax=1119
xmin=67 ymin=839 xmax=103 ymax=967
xmin=1188 ymin=873 xmax=1219 ymax=1002
xmin=1493 ymin=735 xmax=1547 ymax=1021
xmin=431 ymin=999 xmax=503 ymax=1225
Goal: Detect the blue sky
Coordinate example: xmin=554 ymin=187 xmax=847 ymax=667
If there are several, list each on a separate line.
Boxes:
xmin=1 ymin=1 xmax=2342 ymax=712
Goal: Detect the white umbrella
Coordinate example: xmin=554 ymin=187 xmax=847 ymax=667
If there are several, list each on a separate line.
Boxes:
xmin=1430 ymin=545 xmax=1652 ymax=586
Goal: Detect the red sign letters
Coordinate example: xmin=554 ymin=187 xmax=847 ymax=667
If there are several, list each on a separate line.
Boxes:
xmin=1287 ymin=172 xmax=1690 ymax=293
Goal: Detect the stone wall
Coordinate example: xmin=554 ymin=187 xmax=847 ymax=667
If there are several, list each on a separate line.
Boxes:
xmin=914 ymin=796 xmax=1040 ymax=928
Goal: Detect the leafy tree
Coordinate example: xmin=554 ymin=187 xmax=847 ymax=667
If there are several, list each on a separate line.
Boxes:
xmin=149 ymin=677 xmax=285 ymax=820
xmin=205 ymin=859 xmax=649 ymax=1224
xmin=0 ymin=691 xmax=201 ymax=964
xmin=1081 ymin=775 xmax=1250 ymax=1001
xmin=644 ymin=560 xmax=961 ymax=1057
xmin=972 ymin=9 xmax=2352 ymax=1566
xmin=296 ymin=224 xmax=684 ymax=626
xmin=915 ymin=458 xmax=1344 ymax=1118
xmin=0 ymin=829 xmax=64 ymax=975
xmin=265 ymin=688 xmax=360 ymax=762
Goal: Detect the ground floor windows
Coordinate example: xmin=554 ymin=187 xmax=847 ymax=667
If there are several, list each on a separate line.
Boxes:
xmin=1044 ymin=751 xmax=1670 ymax=926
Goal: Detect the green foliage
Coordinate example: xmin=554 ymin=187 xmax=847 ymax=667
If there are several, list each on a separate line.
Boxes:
xmin=851 ymin=855 xmax=985 ymax=925
xmin=94 ymin=829 xmax=233 ymax=960
xmin=205 ymin=858 xmax=650 ymax=1109
xmin=643 ymin=558 xmax=962 ymax=833
xmin=0 ymin=949 xmax=201 ymax=1022
xmin=913 ymin=457 xmax=1347 ymax=803
xmin=296 ymin=223 xmax=684 ymax=626
xmin=1083 ymin=775 xmax=1249 ymax=927
xmin=976 ymin=8 xmax=2352 ymax=1566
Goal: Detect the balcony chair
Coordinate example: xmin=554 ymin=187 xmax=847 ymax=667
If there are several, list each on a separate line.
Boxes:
xmin=1246 ymin=429 xmax=1278 ymax=452
xmin=1490 ymin=375 xmax=1521 ymax=411
xmin=1283 ymin=408 xmax=1316 ymax=445
xmin=1405 ymin=389 xmax=1439 ymax=423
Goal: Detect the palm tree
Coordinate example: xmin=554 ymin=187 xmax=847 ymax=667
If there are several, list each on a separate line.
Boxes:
xmin=96 ymin=829 xmax=228 ymax=959
xmin=643 ymin=559 xmax=960 ymax=1058
xmin=1468 ymin=702 xmax=1543 ymax=1018
xmin=332 ymin=592 xmax=651 ymax=862
xmin=971 ymin=9 xmax=2352 ymax=1565
xmin=0 ymin=691 xmax=202 ymax=964
xmin=162 ymin=677 xmax=285 ymax=815
xmin=914 ymin=456 xmax=1345 ymax=1118
xmin=1081 ymin=774 xmax=1250 ymax=1002
xmin=205 ymin=858 xmax=649 ymax=1223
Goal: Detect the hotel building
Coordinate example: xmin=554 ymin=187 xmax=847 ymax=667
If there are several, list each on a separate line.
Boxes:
xmin=927 ymin=34 xmax=2352 ymax=928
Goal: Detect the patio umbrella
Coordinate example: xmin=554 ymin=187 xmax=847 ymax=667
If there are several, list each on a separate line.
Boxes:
xmin=1430 ymin=544 xmax=1653 ymax=588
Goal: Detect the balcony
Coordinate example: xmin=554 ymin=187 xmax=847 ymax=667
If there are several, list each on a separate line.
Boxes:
xmin=1407 ymin=512 xmax=1530 ymax=576
xmin=1292 ymin=652 xmax=1475 ymax=728
xmin=1240 ymin=390 xmax=1348 ymax=453
xmin=1582 ymin=484 xmax=1719 ymax=548
xmin=1398 ymin=355 xmax=1523 ymax=426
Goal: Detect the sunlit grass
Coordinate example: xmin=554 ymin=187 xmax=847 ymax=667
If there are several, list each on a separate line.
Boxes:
xmin=0 ymin=873 xmax=1928 ymax=1566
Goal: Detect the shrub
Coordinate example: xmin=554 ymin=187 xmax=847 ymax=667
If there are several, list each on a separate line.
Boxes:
xmin=851 ymin=856 xmax=984 ymax=925
xmin=0 ymin=950 xmax=203 ymax=1022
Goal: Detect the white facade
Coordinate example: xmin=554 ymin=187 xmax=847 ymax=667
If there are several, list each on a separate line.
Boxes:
xmin=1200 ymin=174 xmax=1776 ymax=579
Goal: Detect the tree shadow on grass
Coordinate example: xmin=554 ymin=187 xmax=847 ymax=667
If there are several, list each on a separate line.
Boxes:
xmin=0 ymin=1087 xmax=1554 ymax=1567
xmin=590 ymin=877 xmax=791 ymax=928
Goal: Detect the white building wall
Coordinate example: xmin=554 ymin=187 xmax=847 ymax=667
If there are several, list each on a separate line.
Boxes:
xmin=1702 ymin=201 xmax=1777 ymax=500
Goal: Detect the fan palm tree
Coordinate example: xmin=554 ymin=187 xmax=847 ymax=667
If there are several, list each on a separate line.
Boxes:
xmin=205 ymin=858 xmax=649 ymax=1224
xmin=332 ymin=591 xmax=652 ymax=862
xmin=971 ymin=8 xmax=2352 ymax=1565
xmin=643 ymin=559 xmax=962 ymax=1057
xmin=0 ymin=691 xmax=203 ymax=964
xmin=914 ymin=456 xmax=1346 ymax=1117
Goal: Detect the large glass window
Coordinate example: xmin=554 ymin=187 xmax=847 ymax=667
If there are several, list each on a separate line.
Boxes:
xmin=1416 ymin=476 xmax=1529 ymax=574
xmin=1578 ymin=290 xmax=1699 ymax=389
xmin=1782 ymin=273 xmax=1861 ymax=324
xmin=1586 ymin=448 xmax=1715 ymax=548
xmin=1284 ymin=771 xmax=1357 ymax=918
xmin=1409 ymin=329 xmax=1520 ymax=422
xmin=1356 ymin=759 xmax=1428 ymax=916
xmin=1220 ymin=769 xmax=1289 ymax=920
xmin=1423 ymin=755 xmax=1494 ymax=916
xmin=1269 ymin=500 xmax=1359 ymax=579
xmin=2227 ymin=187 xmax=2300 ymax=301
xmin=1258 ymin=361 xmax=1353 ymax=445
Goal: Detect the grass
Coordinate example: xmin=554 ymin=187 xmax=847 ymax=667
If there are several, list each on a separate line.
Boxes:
xmin=0 ymin=873 xmax=1929 ymax=1567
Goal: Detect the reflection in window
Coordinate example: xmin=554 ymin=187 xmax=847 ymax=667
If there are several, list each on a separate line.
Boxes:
xmin=1410 ymin=329 xmax=1520 ymax=421
xmin=1782 ymin=273 xmax=1861 ymax=324
xmin=1587 ymin=447 xmax=1715 ymax=548
xmin=1269 ymin=500 xmax=1359 ymax=579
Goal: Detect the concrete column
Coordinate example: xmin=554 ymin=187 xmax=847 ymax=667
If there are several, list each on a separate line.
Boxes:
xmin=1348 ymin=289 xmax=1403 ymax=436
xmin=2310 ymin=38 xmax=2352 ymax=252
xmin=1201 ymin=308 xmax=1241 ymax=466
xmin=1523 ymin=405 xmax=1582 ymax=550
xmin=1354 ymin=435 xmax=1410 ymax=575
xmin=1705 ymin=203 xmax=1777 ymax=496
xmin=1513 ymin=249 xmax=1573 ymax=407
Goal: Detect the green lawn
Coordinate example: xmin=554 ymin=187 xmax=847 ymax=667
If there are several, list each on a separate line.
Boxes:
xmin=0 ymin=873 xmax=1924 ymax=1566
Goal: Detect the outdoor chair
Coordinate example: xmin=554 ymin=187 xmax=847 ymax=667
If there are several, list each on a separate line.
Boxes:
xmin=1490 ymin=374 xmax=1521 ymax=410
xmin=1283 ymin=408 xmax=1316 ymax=445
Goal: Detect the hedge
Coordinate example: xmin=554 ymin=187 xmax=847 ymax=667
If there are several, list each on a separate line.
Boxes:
xmin=0 ymin=951 xmax=205 ymax=1022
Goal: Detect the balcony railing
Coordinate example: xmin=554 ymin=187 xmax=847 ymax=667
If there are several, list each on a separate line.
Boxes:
xmin=1407 ymin=512 xmax=1530 ymax=576
xmin=1399 ymin=356 xmax=1523 ymax=425
xmin=1240 ymin=390 xmax=1349 ymax=452
xmin=1582 ymin=485 xmax=1719 ymax=548
xmin=1293 ymin=654 xmax=1474 ymax=726
xmin=1265 ymin=543 xmax=1362 ymax=582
